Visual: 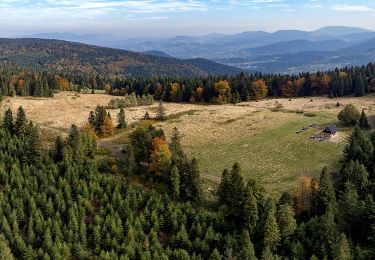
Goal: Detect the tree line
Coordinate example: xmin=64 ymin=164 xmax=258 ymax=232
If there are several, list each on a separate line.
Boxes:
xmin=1 ymin=62 xmax=375 ymax=102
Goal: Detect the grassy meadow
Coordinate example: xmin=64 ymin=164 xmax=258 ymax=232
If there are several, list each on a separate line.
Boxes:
xmin=3 ymin=92 xmax=375 ymax=196
xmin=186 ymin=112 xmax=346 ymax=195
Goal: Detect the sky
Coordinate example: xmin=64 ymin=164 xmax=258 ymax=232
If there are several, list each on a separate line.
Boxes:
xmin=0 ymin=0 xmax=374 ymax=38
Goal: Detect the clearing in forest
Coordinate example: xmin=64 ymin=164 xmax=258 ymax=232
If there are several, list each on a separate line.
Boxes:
xmin=2 ymin=92 xmax=375 ymax=195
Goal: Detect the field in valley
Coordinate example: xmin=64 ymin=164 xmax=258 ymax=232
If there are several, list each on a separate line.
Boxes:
xmin=2 ymin=92 xmax=375 ymax=195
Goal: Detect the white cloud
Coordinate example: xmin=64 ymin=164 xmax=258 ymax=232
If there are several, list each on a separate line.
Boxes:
xmin=305 ymin=3 xmax=322 ymax=9
xmin=331 ymin=4 xmax=372 ymax=12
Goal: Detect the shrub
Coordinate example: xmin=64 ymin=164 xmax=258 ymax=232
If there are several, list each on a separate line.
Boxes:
xmin=304 ymin=112 xmax=317 ymax=117
xmin=338 ymin=104 xmax=360 ymax=126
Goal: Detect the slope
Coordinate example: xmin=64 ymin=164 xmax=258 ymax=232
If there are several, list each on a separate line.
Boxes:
xmin=0 ymin=38 xmax=240 ymax=77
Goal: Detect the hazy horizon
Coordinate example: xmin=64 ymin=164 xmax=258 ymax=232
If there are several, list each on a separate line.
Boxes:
xmin=0 ymin=0 xmax=375 ymax=38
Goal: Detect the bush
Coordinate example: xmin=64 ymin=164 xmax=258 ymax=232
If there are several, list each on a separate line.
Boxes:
xmin=304 ymin=112 xmax=317 ymax=117
xmin=338 ymin=104 xmax=360 ymax=126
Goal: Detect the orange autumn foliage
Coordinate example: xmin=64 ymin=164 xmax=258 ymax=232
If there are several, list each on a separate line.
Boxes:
xmin=170 ymin=83 xmax=180 ymax=101
xmin=292 ymin=175 xmax=314 ymax=215
xmin=149 ymin=137 xmax=172 ymax=175
xmin=102 ymin=115 xmax=114 ymax=137
xmin=81 ymin=122 xmax=98 ymax=141
xmin=56 ymin=75 xmax=70 ymax=91
xmin=251 ymin=79 xmax=268 ymax=100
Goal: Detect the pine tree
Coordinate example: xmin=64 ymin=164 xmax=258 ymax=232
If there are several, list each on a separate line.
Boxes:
xmin=240 ymin=230 xmax=257 ymax=260
xmin=354 ymin=75 xmax=365 ymax=97
xmin=26 ymin=122 xmax=42 ymax=165
xmin=0 ymin=235 xmax=14 ymax=259
xmin=314 ymin=167 xmax=336 ymax=214
xmin=123 ymin=143 xmax=136 ymax=177
xmin=320 ymin=205 xmax=337 ymax=252
xmin=169 ymin=127 xmax=185 ymax=165
xmin=338 ymin=104 xmax=360 ymax=126
xmin=243 ymin=183 xmax=259 ymax=235
xmin=170 ymin=165 xmax=180 ymax=201
xmin=187 ymin=158 xmax=201 ymax=202
xmin=344 ymin=127 xmax=373 ymax=167
xmin=3 ymin=108 xmax=14 ymax=133
xmin=338 ymin=182 xmax=359 ymax=236
xmin=67 ymin=124 xmax=83 ymax=161
xmin=143 ymin=112 xmax=150 ymax=120
xmin=359 ymin=109 xmax=370 ymax=129
xmin=43 ymin=228 xmax=53 ymax=253
xmin=218 ymin=162 xmax=246 ymax=220
xmin=342 ymin=160 xmax=369 ymax=198
xmin=157 ymin=100 xmax=166 ymax=121
xmin=14 ymin=106 xmax=27 ymax=136
xmin=263 ymin=201 xmax=281 ymax=252
xmin=276 ymin=203 xmax=297 ymax=239
xmin=261 ymin=246 xmax=274 ymax=260
xmin=117 ymin=107 xmax=127 ymax=129
xmin=210 ymin=248 xmax=222 ymax=260
xmin=54 ymin=136 xmax=64 ymax=162
xmin=332 ymin=233 xmax=352 ymax=260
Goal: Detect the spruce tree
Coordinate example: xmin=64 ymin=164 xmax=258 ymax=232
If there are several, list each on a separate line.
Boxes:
xmin=243 ymin=184 xmax=259 ymax=235
xmin=240 ymin=230 xmax=257 ymax=260
xmin=26 ymin=122 xmax=42 ymax=165
xmin=170 ymin=165 xmax=180 ymax=201
xmin=210 ymin=248 xmax=222 ymax=260
xmin=169 ymin=127 xmax=185 ymax=165
xmin=332 ymin=233 xmax=352 ymax=260
xmin=0 ymin=235 xmax=14 ymax=259
xmin=276 ymin=203 xmax=297 ymax=239
xmin=54 ymin=136 xmax=64 ymax=162
xmin=123 ymin=143 xmax=136 ymax=177
xmin=314 ymin=167 xmax=336 ymax=214
xmin=117 ymin=107 xmax=127 ymax=129
xmin=261 ymin=246 xmax=274 ymax=260
xmin=359 ymin=109 xmax=370 ymax=129
xmin=3 ymin=108 xmax=14 ymax=133
xmin=157 ymin=100 xmax=166 ymax=121
xmin=263 ymin=201 xmax=281 ymax=252
xmin=342 ymin=160 xmax=369 ymax=198
xmin=338 ymin=182 xmax=359 ymax=235
xmin=338 ymin=104 xmax=360 ymax=126
xmin=354 ymin=75 xmax=365 ymax=97
xmin=14 ymin=106 xmax=27 ymax=136
xmin=344 ymin=127 xmax=373 ymax=168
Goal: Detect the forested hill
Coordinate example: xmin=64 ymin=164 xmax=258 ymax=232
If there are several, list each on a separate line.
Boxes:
xmin=0 ymin=38 xmax=241 ymax=77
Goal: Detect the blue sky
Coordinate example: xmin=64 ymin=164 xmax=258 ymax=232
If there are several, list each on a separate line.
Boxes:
xmin=0 ymin=0 xmax=374 ymax=37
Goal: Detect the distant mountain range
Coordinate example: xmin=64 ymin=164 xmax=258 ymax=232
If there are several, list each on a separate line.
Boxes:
xmin=17 ymin=26 xmax=375 ymax=74
xmin=0 ymin=38 xmax=241 ymax=77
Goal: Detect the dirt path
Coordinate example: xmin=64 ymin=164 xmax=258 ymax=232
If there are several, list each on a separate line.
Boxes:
xmin=97 ymin=137 xmax=124 ymax=158
xmin=200 ymin=173 xmax=221 ymax=183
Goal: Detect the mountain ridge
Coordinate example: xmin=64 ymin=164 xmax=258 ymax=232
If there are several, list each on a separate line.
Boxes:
xmin=0 ymin=38 xmax=241 ymax=77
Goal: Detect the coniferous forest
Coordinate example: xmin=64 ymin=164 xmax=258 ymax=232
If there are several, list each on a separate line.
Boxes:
xmin=1 ymin=61 xmax=375 ymax=103
xmin=0 ymin=103 xmax=374 ymax=259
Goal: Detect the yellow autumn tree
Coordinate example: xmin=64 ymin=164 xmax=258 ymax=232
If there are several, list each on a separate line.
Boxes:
xmin=251 ymin=79 xmax=268 ymax=100
xmin=102 ymin=115 xmax=114 ymax=137
xmin=291 ymin=176 xmax=316 ymax=215
xmin=81 ymin=122 xmax=98 ymax=141
xmin=196 ymin=86 xmax=204 ymax=101
xmin=149 ymin=137 xmax=172 ymax=177
xmin=170 ymin=83 xmax=180 ymax=102
xmin=214 ymin=80 xmax=231 ymax=104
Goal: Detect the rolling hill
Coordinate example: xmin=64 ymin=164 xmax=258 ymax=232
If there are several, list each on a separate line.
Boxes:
xmin=0 ymin=38 xmax=241 ymax=77
xmin=116 ymin=26 xmax=375 ymax=73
